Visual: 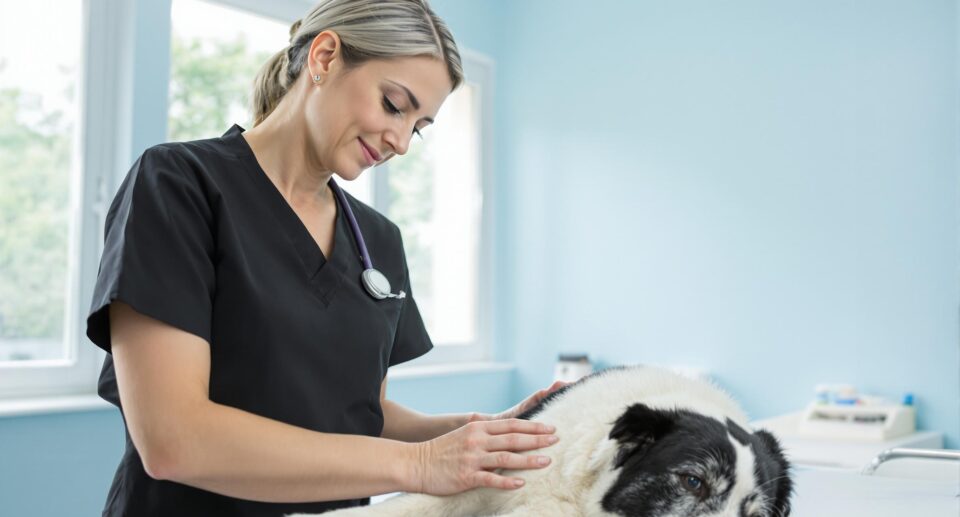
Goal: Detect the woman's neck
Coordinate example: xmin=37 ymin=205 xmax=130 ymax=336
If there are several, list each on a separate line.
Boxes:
xmin=242 ymin=98 xmax=333 ymax=208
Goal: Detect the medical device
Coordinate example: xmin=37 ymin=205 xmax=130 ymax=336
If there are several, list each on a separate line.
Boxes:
xmin=797 ymin=402 xmax=916 ymax=441
xmin=329 ymin=179 xmax=406 ymax=301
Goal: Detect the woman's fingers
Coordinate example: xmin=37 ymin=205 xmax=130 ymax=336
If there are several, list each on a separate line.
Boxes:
xmin=471 ymin=470 xmax=527 ymax=490
xmin=479 ymin=450 xmax=552 ymax=471
xmin=470 ymin=421 xmax=558 ymax=478
xmin=480 ymin=418 xmax=555 ymax=436
xmin=419 ymin=418 xmax=561 ymax=496
xmin=485 ymin=432 xmax=559 ymax=453
xmin=547 ymin=380 xmax=571 ymax=394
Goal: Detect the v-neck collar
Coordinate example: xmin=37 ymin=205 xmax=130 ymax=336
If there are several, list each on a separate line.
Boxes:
xmin=223 ymin=124 xmax=353 ymax=306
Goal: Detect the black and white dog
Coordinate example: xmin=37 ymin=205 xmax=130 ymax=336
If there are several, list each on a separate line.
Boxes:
xmin=296 ymin=365 xmax=793 ymax=517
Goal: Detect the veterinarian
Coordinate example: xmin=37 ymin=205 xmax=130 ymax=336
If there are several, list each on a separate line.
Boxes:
xmin=85 ymin=1 xmax=563 ymax=515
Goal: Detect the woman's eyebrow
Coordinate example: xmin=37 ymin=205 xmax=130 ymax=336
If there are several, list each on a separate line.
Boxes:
xmin=386 ymin=80 xmax=435 ymax=124
xmin=386 ymin=80 xmax=420 ymax=109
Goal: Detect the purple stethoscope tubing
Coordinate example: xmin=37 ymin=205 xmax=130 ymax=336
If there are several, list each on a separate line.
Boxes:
xmin=328 ymin=178 xmax=406 ymax=300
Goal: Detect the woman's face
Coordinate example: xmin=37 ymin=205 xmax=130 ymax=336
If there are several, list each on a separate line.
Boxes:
xmin=304 ymin=52 xmax=453 ymax=181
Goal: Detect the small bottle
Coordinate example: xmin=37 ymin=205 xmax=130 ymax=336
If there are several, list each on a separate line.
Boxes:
xmin=814 ymin=384 xmax=831 ymax=405
xmin=834 ymin=385 xmax=859 ymax=405
xmin=555 ymin=354 xmax=592 ymax=383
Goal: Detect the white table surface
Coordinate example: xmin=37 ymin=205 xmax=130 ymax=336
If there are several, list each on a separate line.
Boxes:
xmin=791 ymin=466 xmax=960 ymax=516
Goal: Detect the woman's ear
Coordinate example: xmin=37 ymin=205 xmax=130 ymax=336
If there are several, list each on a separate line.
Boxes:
xmin=307 ymin=30 xmax=342 ymax=81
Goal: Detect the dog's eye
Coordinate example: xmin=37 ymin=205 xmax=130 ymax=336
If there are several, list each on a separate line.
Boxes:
xmin=678 ymin=474 xmax=708 ymax=497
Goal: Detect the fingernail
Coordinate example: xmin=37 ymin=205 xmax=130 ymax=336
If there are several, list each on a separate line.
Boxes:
xmin=538 ymin=456 xmax=550 ymax=465
xmin=547 ymin=435 xmax=559 ymax=443
xmin=514 ymin=479 xmax=525 ymax=487
xmin=544 ymin=425 xmax=556 ymax=432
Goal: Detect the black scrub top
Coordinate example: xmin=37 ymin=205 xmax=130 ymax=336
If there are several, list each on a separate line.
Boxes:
xmin=86 ymin=125 xmax=433 ymax=517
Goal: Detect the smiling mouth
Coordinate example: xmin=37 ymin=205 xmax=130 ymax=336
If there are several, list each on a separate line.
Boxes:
xmin=359 ymin=138 xmax=381 ymax=165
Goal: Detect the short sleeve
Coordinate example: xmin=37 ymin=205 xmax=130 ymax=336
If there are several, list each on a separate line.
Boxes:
xmin=86 ymin=147 xmax=216 ymax=353
xmin=387 ymin=248 xmax=433 ymax=367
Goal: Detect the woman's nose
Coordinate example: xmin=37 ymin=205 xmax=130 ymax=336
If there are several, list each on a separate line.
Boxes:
xmin=385 ymin=131 xmax=411 ymax=157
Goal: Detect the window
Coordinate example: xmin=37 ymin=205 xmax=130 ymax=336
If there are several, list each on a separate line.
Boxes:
xmin=375 ymin=54 xmax=494 ymax=364
xmin=168 ymin=0 xmax=290 ymax=141
xmin=0 ymin=0 xmax=111 ymax=399
xmin=0 ymin=1 xmax=83 ymax=364
xmin=0 ymin=0 xmax=332 ymax=401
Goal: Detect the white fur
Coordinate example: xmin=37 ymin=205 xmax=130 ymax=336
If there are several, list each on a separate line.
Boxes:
xmin=290 ymin=366 xmax=756 ymax=517
xmin=713 ymin=438 xmax=758 ymax=517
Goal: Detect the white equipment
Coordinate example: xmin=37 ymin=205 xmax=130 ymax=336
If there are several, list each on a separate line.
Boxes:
xmin=797 ymin=402 xmax=916 ymax=441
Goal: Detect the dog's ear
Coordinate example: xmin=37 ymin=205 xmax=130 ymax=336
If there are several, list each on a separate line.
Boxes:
xmin=607 ymin=404 xmax=676 ymax=469
xmin=753 ymin=429 xmax=793 ymax=516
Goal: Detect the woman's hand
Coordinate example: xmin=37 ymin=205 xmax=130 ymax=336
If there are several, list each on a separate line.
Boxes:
xmin=472 ymin=380 xmax=572 ymax=423
xmin=412 ymin=419 xmax=559 ymax=496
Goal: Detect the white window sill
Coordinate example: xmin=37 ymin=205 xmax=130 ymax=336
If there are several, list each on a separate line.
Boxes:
xmin=0 ymin=362 xmax=515 ymax=418
xmin=0 ymin=393 xmax=113 ymax=418
xmin=387 ymin=361 xmax=514 ymax=380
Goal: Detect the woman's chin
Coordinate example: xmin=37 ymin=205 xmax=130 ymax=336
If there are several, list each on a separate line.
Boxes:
xmin=332 ymin=163 xmax=367 ymax=182
xmin=340 ymin=169 xmax=366 ymax=182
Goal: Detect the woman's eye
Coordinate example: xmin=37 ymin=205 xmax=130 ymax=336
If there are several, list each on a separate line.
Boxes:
xmin=383 ymin=95 xmax=424 ymax=139
xmin=383 ymin=96 xmax=402 ymax=115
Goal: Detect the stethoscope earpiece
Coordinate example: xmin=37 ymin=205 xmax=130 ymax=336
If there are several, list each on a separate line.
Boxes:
xmin=329 ymin=179 xmax=406 ymax=301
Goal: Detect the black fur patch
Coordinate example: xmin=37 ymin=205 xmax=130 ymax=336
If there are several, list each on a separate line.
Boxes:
xmin=608 ymin=404 xmax=677 ymax=469
xmin=725 ymin=417 xmax=751 ymax=446
xmin=752 ymin=429 xmax=794 ymax=516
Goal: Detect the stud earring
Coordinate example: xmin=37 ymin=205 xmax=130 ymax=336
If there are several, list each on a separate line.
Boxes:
xmin=312 ymin=74 xmax=322 ymax=83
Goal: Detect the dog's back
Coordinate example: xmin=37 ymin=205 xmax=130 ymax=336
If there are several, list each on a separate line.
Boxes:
xmin=311 ymin=365 xmax=792 ymax=517
xmin=519 ymin=365 xmax=749 ymax=428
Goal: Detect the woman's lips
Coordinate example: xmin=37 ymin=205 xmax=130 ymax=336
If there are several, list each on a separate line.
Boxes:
xmin=359 ymin=138 xmax=380 ymax=166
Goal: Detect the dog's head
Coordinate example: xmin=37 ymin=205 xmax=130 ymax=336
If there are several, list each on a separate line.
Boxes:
xmin=597 ymin=403 xmax=792 ymax=517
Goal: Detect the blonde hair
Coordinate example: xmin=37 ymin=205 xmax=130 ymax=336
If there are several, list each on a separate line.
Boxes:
xmin=252 ymin=0 xmax=463 ymax=126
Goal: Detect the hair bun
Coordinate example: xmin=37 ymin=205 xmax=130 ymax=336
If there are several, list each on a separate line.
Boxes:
xmin=289 ymin=19 xmax=302 ymax=41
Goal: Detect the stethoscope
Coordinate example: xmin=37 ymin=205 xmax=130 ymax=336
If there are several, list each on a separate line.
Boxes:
xmin=328 ymin=178 xmax=407 ymax=301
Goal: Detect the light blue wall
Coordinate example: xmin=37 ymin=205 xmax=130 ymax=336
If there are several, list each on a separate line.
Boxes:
xmin=2 ymin=1 xmax=958 ymax=516
xmin=496 ymin=0 xmax=960 ymax=448
xmin=0 ymin=411 xmax=126 ymax=516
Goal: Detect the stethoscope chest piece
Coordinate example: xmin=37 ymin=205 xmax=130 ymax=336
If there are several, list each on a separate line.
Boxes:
xmin=328 ymin=178 xmax=406 ymax=301
xmin=362 ymin=268 xmax=406 ymax=300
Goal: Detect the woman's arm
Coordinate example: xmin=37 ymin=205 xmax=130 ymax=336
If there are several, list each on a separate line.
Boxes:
xmin=379 ymin=378 xmax=571 ymax=443
xmin=379 ymin=378 xmax=481 ymax=442
xmin=111 ymin=302 xmax=558 ymax=503
xmin=110 ymin=302 xmax=420 ymax=503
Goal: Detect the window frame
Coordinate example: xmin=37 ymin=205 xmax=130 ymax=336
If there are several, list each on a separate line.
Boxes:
xmin=0 ymin=0 xmax=131 ymax=399
xmin=207 ymin=0 xmax=308 ymax=21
